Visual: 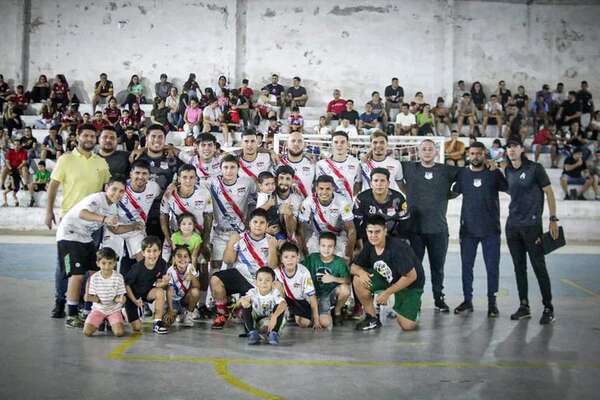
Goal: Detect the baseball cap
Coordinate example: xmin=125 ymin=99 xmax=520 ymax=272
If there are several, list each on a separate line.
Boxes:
xmin=506 ymin=137 xmax=523 ymax=147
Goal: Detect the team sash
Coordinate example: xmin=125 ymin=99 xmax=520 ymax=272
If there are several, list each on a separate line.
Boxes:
xmin=325 ymin=158 xmax=353 ymax=199
xmin=276 ymin=268 xmax=298 ymax=301
xmin=312 ymin=193 xmax=341 ymax=233
xmin=194 ymin=157 xmax=210 ymax=179
xmin=172 ymin=268 xmax=190 ymax=297
xmin=238 ymin=158 xmax=257 ymax=180
xmin=280 ymin=156 xmax=309 ymax=198
xmin=124 ymin=186 xmax=148 ymax=222
xmin=361 ymin=159 xmax=376 ymax=186
xmin=208 ymin=178 xmax=246 ymax=233
xmin=242 ymin=233 xmax=266 ymax=269
xmin=172 ymin=191 xmax=203 ymax=231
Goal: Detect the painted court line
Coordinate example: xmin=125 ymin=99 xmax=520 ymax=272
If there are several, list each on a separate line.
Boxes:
xmin=560 ymin=278 xmax=600 ymax=298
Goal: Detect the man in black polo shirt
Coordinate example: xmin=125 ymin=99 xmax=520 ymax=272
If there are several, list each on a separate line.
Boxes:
xmin=353 ymin=167 xmax=410 ymax=244
xmin=453 ymin=142 xmax=507 ymax=318
xmin=504 ymin=137 xmax=559 ymax=325
xmin=401 ymin=139 xmax=459 ymax=312
xmin=98 ymin=126 xmax=130 ymax=178
xmin=351 ymin=215 xmax=425 ymax=331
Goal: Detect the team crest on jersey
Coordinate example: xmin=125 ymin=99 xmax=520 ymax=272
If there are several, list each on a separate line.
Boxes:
xmin=343 ymin=204 xmax=351 ymax=213
xmin=425 ymin=172 xmax=433 ymax=180
xmin=386 ymin=207 xmax=395 ymax=216
xmin=302 ymin=166 xmax=311 ymax=172
xmin=145 ymin=194 xmax=153 ymax=199
xmin=238 ymin=187 xmax=246 ymax=193
xmin=519 ymin=172 xmax=526 ymax=180
xmin=160 ymin=162 xmax=169 ymax=170
xmin=473 ymin=178 xmax=482 ymax=187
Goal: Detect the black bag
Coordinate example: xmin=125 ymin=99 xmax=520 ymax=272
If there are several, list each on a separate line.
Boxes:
xmin=542 ymin=226 xmax=566 ymax=255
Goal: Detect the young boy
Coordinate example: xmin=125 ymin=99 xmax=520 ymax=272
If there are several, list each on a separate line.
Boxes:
xmin=83 ymin=248 xmax=127 ymax=337
xmin=28 ymin=161 xmax=51 ymax=207
xmin=275 ymin=242 xmax=321 ymax=329
xmin=256 ymin=171 xmax=282 ymax=238
xmin=165 ymin=245 xmax=202 ymax=327
xmin=239 ymin=267 xmax=287 ymax=345
xmin=125 ymin=236 xmax=170 ymax=334
xmin=302 ymin=232 xmax=351 ymax=327
xmin=210 ymin=208 xmax=278 ymax=329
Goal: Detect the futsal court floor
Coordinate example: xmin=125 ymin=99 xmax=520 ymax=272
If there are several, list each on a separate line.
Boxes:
xmin=0 ymin=236 xmax=598 ymax=400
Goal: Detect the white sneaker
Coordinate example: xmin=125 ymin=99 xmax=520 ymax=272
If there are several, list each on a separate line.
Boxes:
xmin=182 ymin=311 xmax=194 ymax=327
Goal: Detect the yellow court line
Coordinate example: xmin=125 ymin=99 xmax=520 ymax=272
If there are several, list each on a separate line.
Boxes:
xmin=560 ymin=278 xmax=600 ymax=299
xmin=213 ymin=360 xmax=284 ymax=400
xmin=107 ymin=332 xmax=142 ymax=360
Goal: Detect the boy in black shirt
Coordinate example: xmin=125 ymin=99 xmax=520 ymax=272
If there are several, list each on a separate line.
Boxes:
xmin=125 ymin=236 xmax=170 ymax=334
xmin=351 ymin=215 xmax=425 ymax=332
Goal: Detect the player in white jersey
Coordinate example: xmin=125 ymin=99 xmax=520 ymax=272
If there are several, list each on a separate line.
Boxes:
xmin=360 ymin=130 xmax=403 ymax=192
xmin=210 ymin=209 xmax=278 ymax=329
xmin=274 ymin=242 xmax=320 ymax=329
xmin=176 ymin=133 xmax=222 ymax=183
xmin=299 ymin=175 xmax=357 ymax=262
xmin=316 ymin=131 xmax=361 ymax=202
xmin=207 ymin=154 xmax=257 ymax=269
xmin=278 ymin=131 xmax=315 ymax=199
xmin=237 ymin=128 xmax=274 ymax=181
xmin=102 ymin=160 xmax=161 ymax=265
xmin=159 ymin=164 xmax=213 ymax=259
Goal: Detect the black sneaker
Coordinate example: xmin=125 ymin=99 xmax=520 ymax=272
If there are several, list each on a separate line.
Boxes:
xmin=65 ymin=316 xmax=84 ymax=328
xmin=453 ymin=301 xmax=473 ymax=315
xmin=487 ymin=304 xmax=499 ymax=318
xmin=539 ymin=308 xmax=555 ymax=325
xmin=51 ymin=300 xmax=66 ymax=319
xmin=153 ymin=320 xmax=168 ymax=334
xmin=332 ymin=313 xmax=344 ymax=327
xmin=434 ymin=297 xmax=450 ymax=313
xmin=510 ymin=305 xmax=531 ymax=320
xmin=355 ymin=314 xmax=382 ymax=331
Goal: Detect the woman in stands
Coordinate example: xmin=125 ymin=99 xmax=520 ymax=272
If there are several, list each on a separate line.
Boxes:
xmin=470 ymin=81 xmax=487 ymax=120
xmin=166 ymin=87 xmax=183 ymax=130
xmin=50 ymin=74 xmax=71 ymax=109
xmin=122 ymin=74 xmax=146 ymax=109
xmin=183 ymin=73 xmax=201 ymax=99
xmin=432 ymin=97 xmax=451 ymax=136
xmin=129 ymin=101 xmax=146 ymax=129
xmin=28 ymin=74 xmax=51 ymax=103
xmin=416 ymin=104 xmax=436 ymax=136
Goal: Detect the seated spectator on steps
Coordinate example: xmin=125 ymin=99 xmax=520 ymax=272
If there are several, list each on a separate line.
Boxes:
xmin=556 ymin=91 xmax=582 ymax=129
xmin=532 ymin=124 xmax=558 ymax=168
xmin=335 ymin=117 xmax=358 ymax=137
xmin=384 ymin=77 xmax=404 ymax=120
xmin=12 ymin=85 xmax=30 ymax=113
xmin=314 ymin=116 xmax=332 ymax=135
xmin=432 ymin=97 xmax=450 ymax=136
xmin=154 ymin=73 xmax=172 ymax=100
xmin=359 ymin=102 xmax=381 ymax=135
xmin=482 ymin=94 xmax=504 ymax=138
xmin=263 ymin=74 xmax=285 ymax=118
xmin=129 ymin=101 xmax=146 ymax=129
xmin=27 ymin=74 xmax=50 ymax=103
xmin=150 ymin=97 xmax=169 ymax=129
xmin=103 ymin=97 xmax=121 ymax=125
xmin=40 ymin=126 xmax=64 ymax=161
xmin=340 ymin=100 xmax=360 ymax=126
xmin=122 ymin=74 xmax=146 ymax=109
xmin=28 ymin=160 xmax=51 ymax=207
xmin=286 ymin=76 xmax=308 ymax=108
xmin=444 ymin=130 xmax=466 ymax=167
xmin=326 ymin=89 xmax=347 ymax=124
xmin=287 ymin=107 xmax=304 ymax=133
xmin=50 ymin=74 xmax=72 ymax=109
xmin=530 ymin=94 xmax=550 ymax=132
xmin=34 ymin=101 xmax=56 ymax=129
xmin=367 ymin=91 xmax=388 ymax=125
xmin=394 ymin=103 xmax=416 ymax=135
xmin=183 ymin=97 xmax=202 ymax=136
xmin=457 ymin=93 xmax=477 ymax=136
xmin=203 ymin=97 xmax=230 ymax=146
xmin=92 ymin=111 xmax=110 ymax=132
xmin=416 ymin=104 xmax=435 ymax=136
xmin=561 ymin=148 xmax=593 ymax=200
xmin=92 ymin=73 xmax=114 ymax=113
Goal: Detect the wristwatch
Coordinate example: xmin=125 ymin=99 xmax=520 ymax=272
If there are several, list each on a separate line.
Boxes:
xmin=549 ymin=216 xmax=559 ymax=222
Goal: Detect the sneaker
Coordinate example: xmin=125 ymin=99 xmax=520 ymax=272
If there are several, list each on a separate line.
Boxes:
xmin=248 ymin=330 xmax=260 ymax=345
xmin=435 ymin=297 xmax=450 ymax=313
xmin=51 ymin=300 xmax=66 ymax=319
xmin=211 ymin=314 xmax=227 ymax=329
xmin=577 ymin=194 xmax=586 ymax=201
xmin=332 ymin=313 xmax=344 ymax=327
xmin=65 ymin=316 xmax=84 ymax=328
xmin=267 ymin=331 xmax=279 ymax=345
xmin=539 ymin=308 xmax=555 ymax=325
xmin=196 ymin=305 xmax=212 ymax=320
xmin=595 ymin=194 xmax=600 ymax=201
xmin=355 ymin=314 xmax=382 ymax=331
xmin=487 ymin=304 xmax=499 ymax=318
xmin=453 ymin=300 xmax=474 ymax=315
xmin=181 ymin=311 xmax=194 ymax=327
xmin=153 ymin=320 xmax=168 ymax=334
xmin=564 ymin=194 xmax=571 ymax=201
xmin=143 ymin=303 xmax=153 ymax=317
xmin=510 ymin=305 xmax=531 ymax=320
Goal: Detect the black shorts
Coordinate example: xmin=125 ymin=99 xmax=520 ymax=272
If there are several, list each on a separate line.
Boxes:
xmin=57 ymin=240 xmax=97 ymax=277
xmin=209 ymin=125 xmax=221 ymax=133
xmin=285 ymin=297 xmax=312 ymax=320
xmin=124 ymin=297 xmax=149 ymax=323
xmin=32 ymin=183 xmax=47 ymax=192
xmin=488 ymin=117 xmax=497 ymax=126
xmin=214 ymin=269 xmax=253 ymax=296
xmin=10 ymin=170 xmax=21 ymax=192
xmin=462 ymin=116 xmax=472 ymax=125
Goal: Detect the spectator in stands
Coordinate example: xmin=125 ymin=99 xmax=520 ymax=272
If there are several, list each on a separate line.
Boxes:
xmin=359 ymin=102 xmax=381 ymax=135
xmin=129 ymin=101 xmax=146 ymax=129
xmin=488 ymin=139 xmax=505 ymax=165
xmin=40 ymin=126 xmax=64 ymax=161
xmin=432 ymin=97 xmax=450 ymax=136
xmin=203 ymin=97 xmax=230 ymax=146
xmin=92 ymin=73 xmax=114 ymax=113
xmin=457 ymin=93 xmax=477 ymax=136
xmin=496 ymin=80 xmax=512 ymax=109
xmin=166 ymin=87 xmax=183 ymax=130
xmin=264 ymin=74 xmax=285 ymax=118
xmin=154 ymin=73 xmax=172 ymax=100
xmin=215 ymin=75 xmax=229 ymax=97
xmin=589 ymin=111 xmax=600 ymax=141
xmin=50 ymin=74 xmax=72 ymax=109
xmin=286 ymin=76 xmax=308 ymax=109
xmin=229 ymin=89 xmax=250 ymax=129
xmin=97 ymin=126 xmax=130 ymax=177
xmin=470 ymin=81 xmax=486 ymax=119
xmin=482 ymin=94 xmax=504 ymax=138
xmin=340 ymin=100 xmax=359 ymax=126
xmin=416 ymin=104 xmax=435 ymax=135
xmin=367 ymin=91 xmax=388 ymax=125
xmin=27 ymin=160 xmax=50 ymax=207
xmin=411 ymin=92 xmax=426 ymax=114
xmin=561 ymin=147 xmax=593 ymax=200
xmin=556 ymin=91 xmax=582 ymax=129
xmin=121 ymin=126 xmax=140 ymax=152
xmin=444 ymin=130 xmax=466 ymax=167
xmin=577 ymin=81 xmax=594 ymax=129
xmin=567 ymin=121 xmax=590 ymax=160
xmin=183 ymin=97 xmax=202 ymax=136
xmin=325 ymin=89 xmax=346 ymax=124
xmin=91 ymin=110 xmax=110 ymax=132
xmin=122 ymin=74 xmax=146 ymax=109
xmin=394 ymin=103 xmax=416 ymax=135
xmin=150 ymin=97 xmax=169 ymax=129
xmin=287 ymin=107 xmax=304 ymax=133
xmin=19 ymin=127 xmax=37 ymax=162
xmin=452 ymin=80 xmax=469 ymax=117
xmin=1 ymin=140 xmax=29 ymax=199
xmin=536 ymin=84 xmax=553 ymax=109
xmin=590 ymin=149 xmax=600 ymax=200
xmin=239 ymin=78 xmax=254 ymax=103
xmin=27 ymin=74 xmax=50 ymax=103
xmin=514 ymin=85 xmax=530 ymax=115
xmin=314 ymin=116 xmax=332 ymax=135
xmin=13 ymin=85 xmax=29 ymax=113
xmin=3 ymin=107 xmax=23 ymax=138
xmin=103 ymin=97 xmax=121 ymax=125
xmin=65 ymin=131 xmax=77 ymax=152
xmin=384 ymin=77 xmax=404 ymax=121
xmin=33 ymin=101 xmax=56 ymax=129
xmin=256 ymin=87 xmax=278 ymax=121
xmin=530 ymin=94 xmax=550 ymax=132
xmin=335 ymin=117 xmax=358 ymax=137
xmin=0 ymin=74 xmax=12 ymax=112
xmin=531 ymin=124 xmax=558 ymax=167
xmin=182 ymin=73 xmax=200 ymax=99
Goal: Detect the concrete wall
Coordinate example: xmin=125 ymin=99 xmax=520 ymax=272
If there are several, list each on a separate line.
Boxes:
xmin=1 ymin=0 xmax=599 ymax=106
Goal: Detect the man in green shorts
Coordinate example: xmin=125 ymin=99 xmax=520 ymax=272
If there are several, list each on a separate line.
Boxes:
xmin=351 ymin=214 xmax=425 ymax=331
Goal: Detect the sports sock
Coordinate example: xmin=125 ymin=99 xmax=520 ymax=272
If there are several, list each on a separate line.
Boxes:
xmin=215 ymin=301 xmax=227 ymax=315
xmin=67 ymin=301 xmax=79 ymax=317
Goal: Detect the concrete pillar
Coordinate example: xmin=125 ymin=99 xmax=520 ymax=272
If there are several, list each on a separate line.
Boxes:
xmin=234 ymin=0 xmax=248 ymax=87
xmin=442 ymin=0 xmax=455 ymax=100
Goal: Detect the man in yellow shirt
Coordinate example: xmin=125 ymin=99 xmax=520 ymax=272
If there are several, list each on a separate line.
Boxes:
xmin=46 ymin=124 xmax=111 ymax=318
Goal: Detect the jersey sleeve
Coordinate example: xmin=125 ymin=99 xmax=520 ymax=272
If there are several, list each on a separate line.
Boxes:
xmin=534 ymin=163 xmax=551 ymax=188
xmin=272 ymin=288 xmax=285 ymax=305
xmin=394 ymin=160 xmax=404 ymax=182
xmin=340 ymin=199 xmax=354 ymax=222
xmin=159 ymin=196 xmax=170 ymax=215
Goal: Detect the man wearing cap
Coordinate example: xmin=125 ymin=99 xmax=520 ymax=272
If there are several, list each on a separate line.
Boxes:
xmin=504 ymin=137 xmax=559 ymax=325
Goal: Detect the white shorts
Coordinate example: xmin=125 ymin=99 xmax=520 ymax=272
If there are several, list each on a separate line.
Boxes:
xmin=211 ymin=229 xmax=236 ymax=261
xmin=306 ymin=232 xmax=347 ymax=257
xmin=102 ymin=230 xmax=145 ymax=259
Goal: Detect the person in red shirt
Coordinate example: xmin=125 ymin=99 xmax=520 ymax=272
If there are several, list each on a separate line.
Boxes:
xmin=326 ymin=89 xmax=347 ymax=124
xmin=532 ymin=124 xmax=558 ymax=167
xmin=103 ymin=97 xmax=121 ymax=125
xmin=91 ymin=111 xmax=111 ymax=132
xmin=1 ymin=140 xmax=29 ymax=199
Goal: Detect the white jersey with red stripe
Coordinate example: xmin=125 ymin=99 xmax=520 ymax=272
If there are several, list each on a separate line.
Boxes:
xmin=246 ymin=287 xmax=285 ymax=318
xmin=208 ymin=176 xmax=256 ymax=233
xmin=279 ymin=155 xmax=315 ymax=199
xmin=360 ymin=156 xmax=403 ymax=192
xmin=299 ymin=194 xmax=354 ymax=234
xmin=316 ymin=156 xmax=360 ymax=202
xmin=117 ymin=180 xmax=161 ymax=224
xmin=166 ymin=264 xmax=199 ymax=302
xmin=178 ymin=152 xmax=222 ymax=183
xmin=275 ymin=264 xmax=315 ymax=301
xmin=233 ymin=233 xmax=272 ymax=285
xmin=159 ymin=185 xmax=213 ymax=232
xmin=238 ymin=152 xmax=273 ymax=181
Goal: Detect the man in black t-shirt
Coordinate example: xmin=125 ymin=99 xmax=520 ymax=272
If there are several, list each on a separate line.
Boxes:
xmin=339 ymin=100 xmax=360 ymax=126
xmin=92 ymin=73 xmax=114 ymax=113
xmin=556 ymin=91 xmax=582 ymax=128
xmin=384 ymin=77 xmax=404 ymax=121
xmin=285 ymin=76 xmax=308 ymax=108
xmin=264 ymin=73 xmax=285 ymax=118
xmin=453 ymin=142 xmax=507 ymax=317
xmin=577 ymin=81 xmax=594 ymax=129
xmin=351 ymin=215 xmax=424 ymax=331
xmin=560 ymin=147 xmax=593 ymax=200
xmin=504 ymin=137 xmax=559 ymax=325
xmin=97 ymin=127 xmax=130 ymax=178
